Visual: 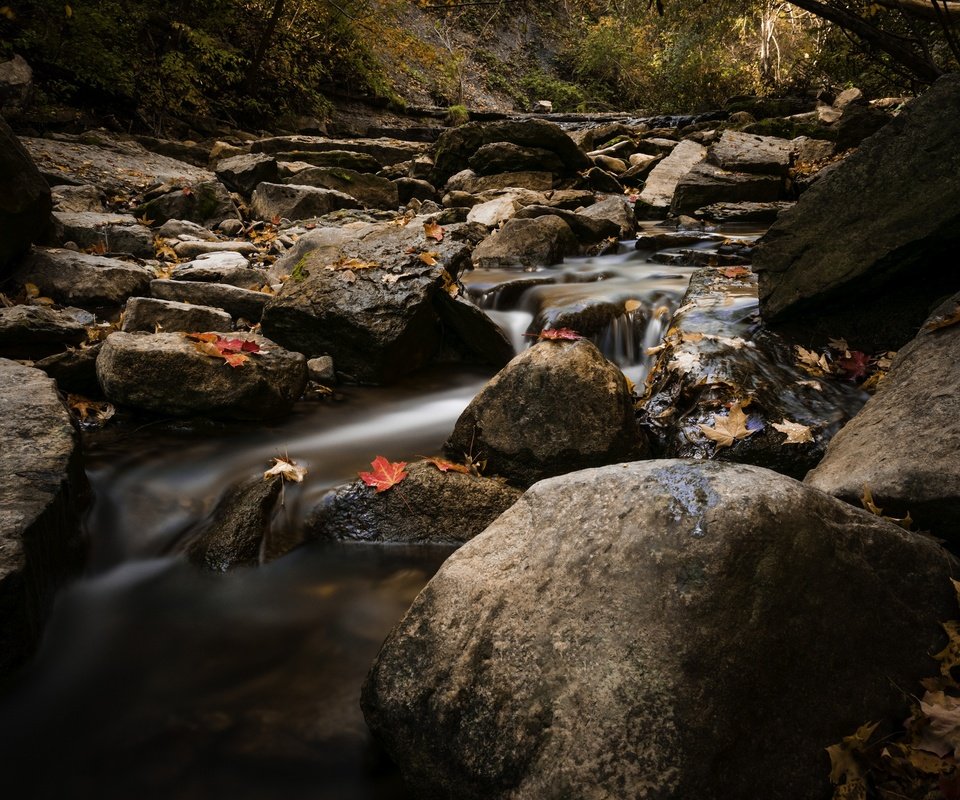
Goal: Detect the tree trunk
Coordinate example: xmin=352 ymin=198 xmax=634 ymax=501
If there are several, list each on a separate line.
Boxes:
xmin=243 ymin=0 xmax=286 ymax=94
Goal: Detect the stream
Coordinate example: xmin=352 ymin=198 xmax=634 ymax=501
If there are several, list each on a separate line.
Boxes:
xmin=0 ymin=223 xmax=764 ymax=799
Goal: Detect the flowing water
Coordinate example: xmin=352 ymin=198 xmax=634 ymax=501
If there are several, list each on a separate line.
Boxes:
xmin=0 ymin=224 xmax=764 ymax=799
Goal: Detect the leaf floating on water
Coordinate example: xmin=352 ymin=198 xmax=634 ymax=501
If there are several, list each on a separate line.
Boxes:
xmin=699 ymin=403 xmax=756 ymax=448
xmin=264 ymin=455 xmax=307 ymax=483
xmin=424 ymin=221 xmax=444 ymax=241
xmin=772 ymin=418 xmax=814 ymax=444
xmin=624 ymin=298 xmax=642 ymax=313
xmin=359 ymin=455 xmax=408 ymax=493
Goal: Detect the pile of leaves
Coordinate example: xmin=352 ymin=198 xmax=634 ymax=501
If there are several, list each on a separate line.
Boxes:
xmin=185 ymin=332 xmax=261 ymax=367
xmin=828 ymin=580 xmax=960 ymax=800
xmin=795 ymin=338 xmax=897 ymax=393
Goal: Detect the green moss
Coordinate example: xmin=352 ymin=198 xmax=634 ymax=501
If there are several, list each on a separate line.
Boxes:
xmin=446 ymin=105 xmax=470 ymax=127
xmin=291 ymin=254 xmax=309 ymax=282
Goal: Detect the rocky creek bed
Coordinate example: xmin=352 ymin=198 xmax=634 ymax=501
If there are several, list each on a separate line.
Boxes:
xmin=1 ymin=74 xmax=959 ymax=799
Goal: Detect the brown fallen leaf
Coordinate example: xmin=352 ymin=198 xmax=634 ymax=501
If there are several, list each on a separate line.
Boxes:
xmin=420 ymin=251 xmax=440 ymax=266
xmin=264 ymin=455 xmax=307 ymax=483
xmin=796 ymin=345 xmax=833 ymax=376
xmin=827 ymin=721 xmax=879 ymax=785
xmin=67 ymin=394 xmax=116 ymax=427
xmin=624 ymin=298 xmax=642 ymax=313
xmin=424 ymin=456 xmax=472 ymax=475
xmin=699 ymin=403 xmax=756 ymax=448
xmin=924 ymin=301 xmax=960 ymax=333
xmin=424 ymin=220 xmax=444 ymax=241
xmin=772 ymin=419 xmax=814 ymax=444
xmin=860 ymin=484 xmax=913 ymax=530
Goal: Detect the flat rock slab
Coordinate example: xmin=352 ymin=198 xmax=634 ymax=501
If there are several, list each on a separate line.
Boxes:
xmin=753 ymin=73 xmax=960 ymax=350
xmin=51 ymin=211 xmax=154 ymax=257
xmin=0 ymin=304 xmax=88 ymax=358
xmin=251 ymin=135 xmax=428 ymax=166
xmin=671 ymin=162 xmax=783 ymax=215
xmin=284 ymin=167 xmax=399 ymax=210
xmin=14 ymin=247 xmax=155 ymax=307
xmin=121 ymin=297 xmax=233 ymax=333
xmin=640 ymin=266 xmax=866 ymax=478
xmin=96 ymin=331 xmax=307 ymax=420
xmin=307 ymin=460 xmax=521 ymax=544
xmin=171 ymin=254 xmax=264 ymax=290
xmin=22 ymin=132 xmax=215 ymax=197
xmin=806 ymin=294 xmax=960 ymax=538
xmin=0 ymin=359 xmax=83 ymax=673
xmin=445 ymin=339 xmax=646 ymax=487
xmin=636 ymin=139 xmax=706 ymax=214
xmin=707 ymin=129 xmax=792 ymax=175
xmin=362 ymin=460 xmax=958 ymax=800
xmin=250 ymin=182 xmax=359 ymax=222
xmin=150 ymin=279 xmax=270 ymax=323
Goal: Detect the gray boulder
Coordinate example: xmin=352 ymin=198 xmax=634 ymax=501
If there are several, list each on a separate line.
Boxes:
xmin=285 ymin=166 xmax=399 ymax=210
xmin=273 ymin=149 xmax=381 ymax=172
xmin=805 ymin=293 xmax=960 ymax=538
xmin=214 ymin=153 xmax=279 ymax=196
xmin=0 ymin=360 xmax=83 ymax=674
xmin=472 ymin=216 xmax=579 ymax=269
xmin=0 ymin=305 xmax=87 ymax=358
xmin=171 ymin=240 xmax=258 ymax=259
xmin=35 ymin=344 xmax=102 ymax=396
xmin=394 ymin=177 xmax=437 ymax=205
xmin=50 ymin=211 xmax=154 ymax=257
xmin=431 ymin=119 xmax=591 ymax=185
xmin=0 ymin=54 xmax=32 ymax=108
xmin=576 ymin=194 xmax=636 ymax=238
xmin=511 ymin=205 xmax=619 ymax=243
xmin=444 ymin=339 xmax=645 ymax=486
xmin=754 ymin=74 xmax=960 ymax=351
xmin=150 ymin=279 xmax=270 ymax=322
xmin=671 ymin=162 xmax=783 ymax=215
xmin=139 ymin=180 xmax=239 ymax=228
xmin=362 ymin=460 xmax=958 ymax=800
xmin=707 ymin=129 xmax=792 ymax=175
xmin=307 ymin=460 xmax=521 ymax=544
xmin=580 ymin=166 xmax=622 ymax=194
xmin=96 ymin=331 xmax=307 ymax=420
xmin=468 ymin=142 xmax=565 ymax=176
xmin=0 ymin=118 xmax=51 ymax=277
xmin=445 ymin=170 xmax=554 ymax=195
xmin=250 ymin=182 xmax=358 ymax=221
xmin=171 ymin=252 xmax=264 ymax=290
xmin=14 ymin=247 xmax=155 ymax=307
xmin=120 ymin=297 xmax=233 ymax=333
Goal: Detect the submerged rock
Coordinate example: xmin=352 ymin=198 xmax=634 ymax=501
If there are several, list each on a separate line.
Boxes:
xmin=96 ymin=331 xmax=307 ymax=420
xmin=362 ymin=460 xmax=958 ymax=800
xmin=806 ymin=293 xmax=960 ymax=539
xmin=307 ymin=460 xmax=521 ymax=544
xmin=754 ymin=73 xmax=960 ymax=350
xmin=0 ymin=360 xmax=84 ymax=674
xmin=445 ymin=339 xmax=646 ymax=487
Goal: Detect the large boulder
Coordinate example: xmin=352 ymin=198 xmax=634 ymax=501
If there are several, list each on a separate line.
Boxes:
xmin=432 ymin=120 xmax=591 ymax=186
xmin=471 ymin=216 xmax=579 ymax=270
xmin=14 ymin=247 xmax=155 ymax=307
xmin=307 ymin=460 xmax=522 ymax=544
xmin=671 ymin=162 xmax=783 ymax=215
xmin=468 ymin=142 xmax=565 ymax=177
xmin=285 ymin=167 xmax=399 ymax=210
xmin=50 ymin=211 xmax=154 ymax=258
xmin=214 ymin=153 xmax=279 ymax=196
xmin=444 ymin=339 xmax=646 ymax=487
xmin=707 ymin=129 xmax=792 ymax=175
xmin=0 ymin=117 xmax=51 ymax=278
xmin=0 ymin=360 xmax=84 ymax=675
xmin=249 ymin=182 xmax=359 ymax=221
xmin=753 ymin=74 xmax=960 ymax=350
xmin=805 ymin=293 xmax=960 ymax=538
xmin=120 ymin=297 xmax=233 ymax=333
xmin=362 ymin=459 xmax=958 ymax=800
xmin=96 ymin=331 xmax=307 ymax=420
xmin=0 ymin=305 xmax=88 ymax=359
xmin=261 ymin=219 xmax=504 ymax=383
xmin=139 ymin=180 xmax=239 ymax=228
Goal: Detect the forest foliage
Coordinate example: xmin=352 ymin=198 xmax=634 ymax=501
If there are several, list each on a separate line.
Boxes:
xmin=0 ymin=0 xmax=956 ymax=131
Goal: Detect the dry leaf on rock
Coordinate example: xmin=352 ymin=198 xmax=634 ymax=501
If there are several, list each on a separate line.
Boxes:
xmin=264 ymin=455 xmax=307 ymax=483
xmin=772 ymin=419 xmax=814 ymax=444
xmin=424 ymin=456 xmax=472 ymax=475
xmin=424 ymin=221 xmax=444 ymax=241
xmin=359 ymin=455 xmax=408 ymax=493
xmin=699 ymin=403 xmax=756 ymax=448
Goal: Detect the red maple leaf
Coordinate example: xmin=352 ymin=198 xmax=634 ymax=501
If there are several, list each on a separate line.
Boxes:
xmin=836 ymin=351 xmax=872 ymax=381
xmin=532 ymin=328 xmax=584 ymax=341
xmin=720 ymin=266 xmax=752 ymax=278
xmin=359 ymin=456 xmax=408 ymax=492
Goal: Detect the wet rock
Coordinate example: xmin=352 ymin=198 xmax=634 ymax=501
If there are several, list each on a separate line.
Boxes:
xmin=431 ymin=119 xmax=591 ymax=186
xmin=251 ymin=135 xmax=427 ymax=166
xmin=50 ymin=184 xmax=104 ymax=213
xmin=121 ymin=297 xmax=233 ymax=333
xmin=754 ymin=74 xmax=960 ymax=351
xmin=14 ymin=247 xmax=155 ymax=308
xmin=806 ymin=294 xmax=960 ymax=538
xmin=260 ymin=219 xmax=488 ymax=383
xmin=640 ymin=266 xmax=866 ymax=479
xmin=576 ymin=195 xmax=636 ymax=238
xmin=50 ymin=212 xmax=154 ymax=258
xmin=306 ymin=355 xmax=335 ymax=384
xmin=307 ymin=460 xmax=521 ymax=544
xmin=140 ymin=180 xmax=239 ymax=228
xmin=250 ymin=182 xmax=358 ymax=222
xmin=276 ymin=149 xmax=382 ymax=172
xmin=362 ymin=459 xmax=958 ymax=800
xmin=512 ymin=205 xmax=619 ymax=243
xmin=21 ymin=132 xmax=215 ymax=197
xmin=671 ymin=162 xmax=783 ymax=215
xmin=0 ymin=360 xmax=84 ymax=674
xmin=1 ymin=118 xmax=51 ymax=277
xmin=472 ymin=216 xmax=578 ymax=270
xmin=636 ymin=139 xmax=706 ymax=216
xmin=693 ymin=201 xmax=794 ymax=223
xmin=185 ymin=475 xmax=282 ymax=571
xmin=445 ymin=170 xmax=554 ymax=194
xmin=214 ymin=153 xmax=280 ymax=196
xmin=171 ymin=240 xmax=258 ymax=259
xmin=96 ymin=331 xmax=307 ymax=420
xmin=707 ymin=129 xmax=792 ymax=175
xmin=150 ymin=279 xmax=270 ymax=322
xmin=171 ymin=252 xmax=263 ymax=290
xmin=468 ymin=142 xmax=565 ymax=176
xmin=434 ymin=293 xmax=515 ymax=369
xmin=444 ymin=339 xmax=645 ymax=487
xmin=394 ymin=177 xmax=437 ymax=205
xmin=0 ymin=305 xmax=88 ymax=359
xmin=35 ymin=344 xmax=102 ymax=396
xmin=284 ymin=166 xmax=399 ymax=210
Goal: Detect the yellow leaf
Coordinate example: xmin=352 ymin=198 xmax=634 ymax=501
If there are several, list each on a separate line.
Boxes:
xmin=699 ymin=403 xmax=755 ymax=448
xmin=64 ymin=4 xmax=72 ymax=18
xmin=772 ymin=419 xmax=813 ymax=444
xmin=24 ymin=282 xmax=40 ymax=298
xmin=419 ymin=251 xmax=440 ymax=266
